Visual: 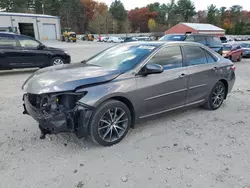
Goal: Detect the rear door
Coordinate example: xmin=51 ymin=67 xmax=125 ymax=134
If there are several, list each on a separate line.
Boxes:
xmin=136 ymin=46 xmax=188 ymax=118
xmin=0 ymin=34 xmax=23 ymax=69
xmin=15 ymin=35 xmax=49 ymax=67
xmin=182 ymin=45 xmax=219 ymax=104
xmin=206 ymin=36 xmax=223 ymax=55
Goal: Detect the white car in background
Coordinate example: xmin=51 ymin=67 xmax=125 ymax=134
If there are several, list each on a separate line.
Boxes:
xmin=107 ymin=37 xmax=124 ymax=43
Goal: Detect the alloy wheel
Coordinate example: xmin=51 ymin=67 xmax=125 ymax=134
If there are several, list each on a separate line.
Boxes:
xmin=211 ymin=84 xmax=225 ymax=108
xmin=98 ymin=107 xmax=129 ymax=143
xmin=53 ymin=58 xmax=64 ymax=65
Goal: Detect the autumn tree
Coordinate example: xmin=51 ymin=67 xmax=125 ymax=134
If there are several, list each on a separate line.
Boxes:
xmin=148 ymin=19 xmax=156 ymax=32
xmin=88 ymin=3 xmax=113 ymax=34
xmin=128 ymin=7 xmax=158 ymax=32
xmin=147 ymin=2 xmax=168 ymax=24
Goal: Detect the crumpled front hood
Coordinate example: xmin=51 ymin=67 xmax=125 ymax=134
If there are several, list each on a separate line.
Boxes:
xmin=22 ymin=63 xmax=120 ymax=94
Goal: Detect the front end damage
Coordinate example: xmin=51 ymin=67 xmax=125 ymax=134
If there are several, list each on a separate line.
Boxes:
xmin=23 ymin=92 xmax=94 ymax=139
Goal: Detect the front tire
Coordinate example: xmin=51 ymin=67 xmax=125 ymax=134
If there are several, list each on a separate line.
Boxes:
xmin=203 ymin=81 xmax=226 ymax=110
xmin=89 ymin=100 xmax=131 ymax=146
xmin=51 ymin=57 xmax=65 ymax=66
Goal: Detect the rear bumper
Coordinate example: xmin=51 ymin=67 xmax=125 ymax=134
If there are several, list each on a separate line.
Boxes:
xmin=23 ymin=94 xmax=93 ymax=138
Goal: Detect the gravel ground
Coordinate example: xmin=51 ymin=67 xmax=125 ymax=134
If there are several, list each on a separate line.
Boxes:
xmin=0 ymin=41 xmax=250 ymax=188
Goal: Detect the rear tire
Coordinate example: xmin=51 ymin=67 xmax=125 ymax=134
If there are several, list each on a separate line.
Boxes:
xmin=203 ymin=81 xmax=226 ymax=110
xmin=89 ymin=100 xmax=131 ymax=146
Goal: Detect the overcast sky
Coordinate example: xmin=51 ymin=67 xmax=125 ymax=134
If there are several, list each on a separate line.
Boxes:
xmin=97 ymin=0 xmax=250 ymax=11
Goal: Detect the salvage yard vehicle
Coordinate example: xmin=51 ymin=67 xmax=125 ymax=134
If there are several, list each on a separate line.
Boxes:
xmin=240 ymin=43 xmax=250 ymax=57
xmin=0 ymin=32 xmax=71 ymax=69
xmin=159 ymin=34 xmax=223 ymax=55
xmin=62 ymin=31 xmax=77 ymax=42
xmin=222 ymin=44 xmax=243 ymax=62
xmin=22 ymin=41 xmax=236 ymax=146
xmin=107 ymin=36 xmax=124 ymax=43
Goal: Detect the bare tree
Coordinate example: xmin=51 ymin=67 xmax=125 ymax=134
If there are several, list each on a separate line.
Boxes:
xmin=89 ymin=11 xmax=113 ymax=34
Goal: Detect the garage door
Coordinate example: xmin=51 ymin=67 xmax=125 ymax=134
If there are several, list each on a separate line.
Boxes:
xmin=43 ymin=24 xmax=56 ymax=40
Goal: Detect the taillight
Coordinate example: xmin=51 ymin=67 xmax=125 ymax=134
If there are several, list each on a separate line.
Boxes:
xmin=231 ymin=65 xmax=236 ymax=71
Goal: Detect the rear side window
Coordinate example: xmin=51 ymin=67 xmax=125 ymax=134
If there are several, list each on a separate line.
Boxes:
xmin=194 ymin=36 xmax=207 ymax=45
xmin=207 ymin=37 xmax=222 ymax=46
xmin=183 ymin=46 xmax=207 ymax=66
xmin=204 ymin=50 xmax=217 ymax=63
xmin=0 ymin=35 xmax=16 ymax=48
xmin=185 ymin=35 xmax=195 ymax=42
xmin=148 ymin=46 xmax=183 ymax=70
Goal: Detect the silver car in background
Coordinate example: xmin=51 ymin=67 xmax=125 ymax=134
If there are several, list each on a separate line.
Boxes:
xmin=22 ymin=42 xmax=236 ymax=146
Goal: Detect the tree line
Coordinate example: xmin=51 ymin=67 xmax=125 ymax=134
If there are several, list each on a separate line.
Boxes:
xmin=0 ymin=0 xmax=250 ymax=35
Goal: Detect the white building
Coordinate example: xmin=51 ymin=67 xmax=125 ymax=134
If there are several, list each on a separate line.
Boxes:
xmin=0 ymin=12 xmax=61 ymax=40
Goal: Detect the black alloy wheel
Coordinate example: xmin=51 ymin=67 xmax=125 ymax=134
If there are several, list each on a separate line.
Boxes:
xmin=89 ymin=100 xmax=131 ymax=146
xmin=98 ymin=108 xmax=128 ymax=142
xmin=204 ymin=81 xmax=226 ymax=110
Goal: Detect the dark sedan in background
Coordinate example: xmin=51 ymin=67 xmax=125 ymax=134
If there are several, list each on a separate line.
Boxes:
xmin=222 ymin=44 xmax=243 ymax=62
xmin=240 ymin=43 xmax=250 ymax=57
xmin=0 ymin=32 xmax=70 ymax=70
xmin=22 ymin=41 xmax=235 ymax=146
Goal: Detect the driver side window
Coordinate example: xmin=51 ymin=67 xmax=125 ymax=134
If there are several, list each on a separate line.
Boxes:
xmin=148 ymin=46 xmax=183 ymax=70
xmin=17 ymin=35 xmax=40 ymax=48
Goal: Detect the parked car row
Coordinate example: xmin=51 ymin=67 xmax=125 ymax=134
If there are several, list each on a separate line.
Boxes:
xmin=159 ymin=33 xmax=250 ymax=62
xmin=96 ymin=36 xmax=153 ymax=43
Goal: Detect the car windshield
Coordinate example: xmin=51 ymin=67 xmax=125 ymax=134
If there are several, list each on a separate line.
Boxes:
xmin=86 ymin=44 xmax=157 ymax=71
xmin=241 ymin=43 xmax=250 ymax=48
xmin=159 ymin=35 xmax=185 ymax=41
xmin=223 ymin=45 xmax=232 ymax=51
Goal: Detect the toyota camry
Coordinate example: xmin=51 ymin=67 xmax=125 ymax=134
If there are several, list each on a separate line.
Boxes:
xmin=22 ymin=42 xmax=236 ymax=146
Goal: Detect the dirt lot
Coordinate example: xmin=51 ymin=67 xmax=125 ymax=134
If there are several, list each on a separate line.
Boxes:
xmin=0 ymin=41 xmax=250 ymax=188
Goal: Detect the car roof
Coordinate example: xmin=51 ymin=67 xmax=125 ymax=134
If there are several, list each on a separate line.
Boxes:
xmin=164 ymin=33 xmax=217 ymax=37
xmin=0 ymin=32 xmax=16 ymax=35
xmin=126 ymin=41 xmax=206 ymax=47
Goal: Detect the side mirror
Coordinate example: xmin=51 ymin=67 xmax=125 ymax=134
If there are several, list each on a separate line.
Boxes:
xmin=141 ymin=63 xmax=163 ymax=76
xmin=37 ymin=44 xmax=45 ymax=50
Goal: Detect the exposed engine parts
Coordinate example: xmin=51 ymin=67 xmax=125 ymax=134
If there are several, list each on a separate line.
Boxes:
xmin=23 ymin=92 xmax=90 ymax=139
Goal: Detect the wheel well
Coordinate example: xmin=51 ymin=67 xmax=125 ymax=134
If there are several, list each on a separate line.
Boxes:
xmin=219 ymin=79 xmax=228 ymax=99
xmin=111 ymin=96 xmax=136 ymax=128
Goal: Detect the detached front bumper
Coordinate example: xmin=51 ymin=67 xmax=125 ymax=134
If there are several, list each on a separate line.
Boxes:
xmin=23 ymin=94 xmax=93 ymax=138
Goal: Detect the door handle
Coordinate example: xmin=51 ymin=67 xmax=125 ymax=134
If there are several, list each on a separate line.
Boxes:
xmin=179 ymin=73 xmax=186 ymax=78
xmin=22 ymin=50 xmax=29 ymax=52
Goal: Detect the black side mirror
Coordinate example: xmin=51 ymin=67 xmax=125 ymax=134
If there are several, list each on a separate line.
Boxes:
xmin=141 ymin=64 xmax=163 ymax=76
xmin=37 ymin=44 xmax=45 ymax=50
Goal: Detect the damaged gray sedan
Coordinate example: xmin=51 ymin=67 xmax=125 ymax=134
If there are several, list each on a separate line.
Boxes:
xmin=22 ymin=42 xmax=235 ymax=146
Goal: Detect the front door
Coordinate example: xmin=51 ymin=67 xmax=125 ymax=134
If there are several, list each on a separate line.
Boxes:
xmin=182 ymin=45 xmax=219 ymax=104
xmin=16 ymin=35 xmax=49 ymax=67
xmin=136 ymin=46 xmax=188 ymax=118
xmin=0 ymin=34 xmax=23 ymax=69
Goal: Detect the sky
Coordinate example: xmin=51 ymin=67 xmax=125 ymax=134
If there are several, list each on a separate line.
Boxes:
xmin=97 ymin=0 xmax=250 ymax=11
